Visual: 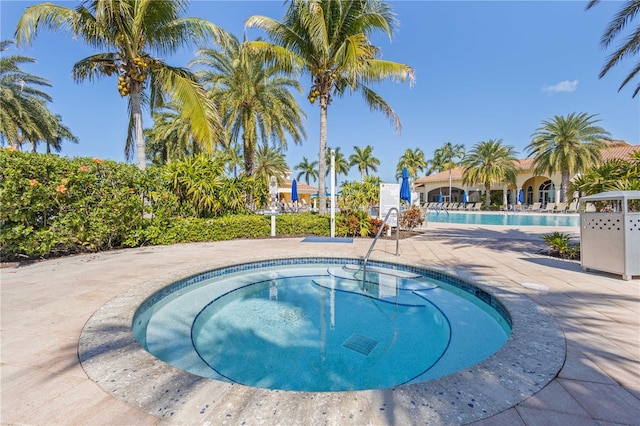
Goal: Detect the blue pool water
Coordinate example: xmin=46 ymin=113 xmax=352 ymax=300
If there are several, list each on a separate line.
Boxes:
xmin=427 ymin=211 xmax=580 ymax=227
xmin=133 ymin=259 xmax=511 ymax=392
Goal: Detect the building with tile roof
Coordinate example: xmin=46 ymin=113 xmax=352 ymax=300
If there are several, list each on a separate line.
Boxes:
xmin=413 ymin=140 xmax=640 ymax=207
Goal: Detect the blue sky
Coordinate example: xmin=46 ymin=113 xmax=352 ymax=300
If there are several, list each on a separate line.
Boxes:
xmin=1 ymin=1 xmax=638 ymax=184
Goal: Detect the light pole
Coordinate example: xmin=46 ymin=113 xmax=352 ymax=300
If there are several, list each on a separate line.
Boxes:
xmin=330 ymin=149 xmax=336 ymax=238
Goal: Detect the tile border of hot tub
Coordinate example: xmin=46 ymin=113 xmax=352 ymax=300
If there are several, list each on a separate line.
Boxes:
xmin=78 ymin=255 xmax=565 ymax=425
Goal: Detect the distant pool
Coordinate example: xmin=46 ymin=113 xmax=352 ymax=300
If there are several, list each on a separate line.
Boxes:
xmin=426 ymin=211 xmax=579 ymax=227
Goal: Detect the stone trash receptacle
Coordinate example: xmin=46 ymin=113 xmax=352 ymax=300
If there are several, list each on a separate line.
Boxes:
xmin=580 ymin=190 xmax=640 ymax=280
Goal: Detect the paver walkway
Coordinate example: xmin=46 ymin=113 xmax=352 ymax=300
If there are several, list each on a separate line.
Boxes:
xmin=1 ymin=222 xmax=638 ymax=425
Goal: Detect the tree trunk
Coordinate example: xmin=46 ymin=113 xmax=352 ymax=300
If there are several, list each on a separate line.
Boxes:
xmin=561 ymin=170 xmax=570 ymax=203
xmin=485 ymin=183 xmax=491 ymax=206
xmin=318 ymin=98 xmax=328 ymax=214
xmin=244 ymin=133 xmax=255 ymax=176
xmin=132 ymin=89 xmax=146 ymax=170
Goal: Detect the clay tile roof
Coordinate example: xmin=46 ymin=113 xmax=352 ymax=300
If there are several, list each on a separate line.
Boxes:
xmin=283 ymin=178 xmax=317 ymax=192
xmin=601 ymin=144 xmax=640 ymax=161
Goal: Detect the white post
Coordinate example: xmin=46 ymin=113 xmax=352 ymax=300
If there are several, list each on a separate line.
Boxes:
xmin=271 ymin=215 xmax=276 ymax=237
xmin=330 ymin=149 xmax=336 ymax=238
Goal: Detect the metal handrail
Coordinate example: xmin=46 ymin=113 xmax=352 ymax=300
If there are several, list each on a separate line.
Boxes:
xmin=362 ymin=207 xmax=400 ymax=287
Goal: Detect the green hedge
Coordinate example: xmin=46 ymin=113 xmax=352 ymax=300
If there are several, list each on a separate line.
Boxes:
xmin=1 ymin=149 xmax=147 ymax=258
xmin=0 ymin=150 xmax=334 ymax=260
xmin=130 ymin=213 xmax=331 ymax=246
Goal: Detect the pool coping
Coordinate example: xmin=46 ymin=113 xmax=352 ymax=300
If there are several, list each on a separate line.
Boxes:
xmin=78 ymin=255 xmax=566 ymax=424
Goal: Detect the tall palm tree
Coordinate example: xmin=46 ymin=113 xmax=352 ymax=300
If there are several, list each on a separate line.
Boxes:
xmin=587 ymin=1 xmax=640 ymax=97
xmin=246 ymin=0 xmax=415 ymax=213
xmin=0 ymin=40 xmax=76 ymax=150
xmin=396 ymin=147 xmax=427 ymax=181
xmin=192 ymin=34 xmax=306 ymax=176
xmin=254 ymin=144 xmax=289 ymax=186
xmin=462 ymin=139 xmax=518 ymax=207
xmin=428 ymin=142 xmax=465 ymax=200
xmin=349 ymin=145 xmax=380 ymax=181
xmin=295 ymin=156 xmax=319 ymax=185
xmin=325 ymin=146 xmax=350 ymax=178
xmin=15 ymin=0 xmax=228 ymax=169
xmin=526 ymin=112 xmax=610 ymax=203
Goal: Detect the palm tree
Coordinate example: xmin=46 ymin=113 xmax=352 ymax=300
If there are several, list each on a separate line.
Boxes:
xmin=295 ymin=156 xmax=319 ymax=185
xmin=221 ymin=140 xmax=243 ymax=178
xmin=587 ymin=1 xmax=640 ymax=97
xmin=15 ymin=0 xmax=229 ymax=169
xmin=0 ymin=40 xmax=76 ymax=150
xmin=144 ymin=104 xmax=199 ymax=165
xmin=462 ymin=139 xmax=518 ymax=206
xmin=349 ymin=145 xmax=380 ymax=181
xmin=192 ymin=34 xmax=306 ymax=176
xmin=396 ymin=148 xmax=427 ymax=181
xmin=571 ymin=152 xmax=640 ymax=195
xmin=428 ymin=142 xmax=465 ymax=201
xmin=246 ymin=0 xmax=415 ymax=213
xmin=254 ymin=144 xmax=289 ymax=186
xmin=38 ymin=114 xmax=78 ymax=154
xmin=526 ymin=113 xmax=610 ymax=203
xmin=0 ymin=40 xmax=49 ymax=146
xmin=325 ymin=146 xmax=350 ymax=178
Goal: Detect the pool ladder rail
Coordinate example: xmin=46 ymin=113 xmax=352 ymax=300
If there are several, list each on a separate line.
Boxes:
xmin=361 ymin=207 xmax=400 ymax=288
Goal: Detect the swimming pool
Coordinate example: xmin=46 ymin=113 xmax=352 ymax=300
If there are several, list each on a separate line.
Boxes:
xmin=133 ymin=258 xmax=511 ymax=392
xmin=427 ymin=211 xmax=579 ymax=226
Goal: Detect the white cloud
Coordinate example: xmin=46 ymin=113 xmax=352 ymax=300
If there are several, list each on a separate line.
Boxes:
xmin=543 ymin=80 xmax=578 ymax=94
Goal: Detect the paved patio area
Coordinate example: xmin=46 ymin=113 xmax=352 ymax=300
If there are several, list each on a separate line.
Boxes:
xmin=1 ymin=222 xmax=638 ymax=425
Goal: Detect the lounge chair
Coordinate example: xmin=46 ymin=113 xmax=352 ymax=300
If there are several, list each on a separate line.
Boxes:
xmin=553 ymin=202 xmax=567 ymax=213
xmin=527 ymin=202 xmax=541 ymax=212
xmin=566 ymin=201 xmax=578 ymax=213
xmin=465 ymin=203 xmax=474 ymax=211
xmin=541 ymin=202 xmax=556 ymax=213
xmin=472 ymin=202 xmax=482 ymax=211
xmin=450 ymin=203 xmax=459 ymax=210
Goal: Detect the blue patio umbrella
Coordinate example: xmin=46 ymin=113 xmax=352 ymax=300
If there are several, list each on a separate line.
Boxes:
xmin=291 ymin=179 xmax=299 ymax=202
xmin=518 ymin=188 xmax=523 ymax=203
xmin=400 ymin=167 xmax=411 ymax=203
xmin=462 ymin=190 xmax=468 ymax=204
xmin=438 ymin=192 xmax=443 ymax=203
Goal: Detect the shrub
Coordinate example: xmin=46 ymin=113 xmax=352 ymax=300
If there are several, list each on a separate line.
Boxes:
xmin=399 ymin=206 xmax=424 ymax=230
xmin=0 ymin=149 xmax=146 ymax=258
xmin=542 ymin=232 xmax=580 ymax=260
xmin=275 ymin=212 xmax=330 ymax=236
xmin=129 ymin=215 xmax=272 ymax=246
xmin=163 ymin=154 xmax=267 ymax=217
xmin=370 ymin=217 xmax=388 ymax=236
xmin=336 ymin=210 xmax=372 ymax=237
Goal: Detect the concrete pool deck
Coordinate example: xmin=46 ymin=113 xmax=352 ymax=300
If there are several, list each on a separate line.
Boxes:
xmin=1 ymin=222 xmax=639 ymax=425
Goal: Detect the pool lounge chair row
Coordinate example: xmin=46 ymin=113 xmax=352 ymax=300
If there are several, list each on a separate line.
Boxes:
xmin=424 ymin=201 xmax=587 ymax=213
xmin=525 ymin=201 xmax=581 ymax=213
xmin=424 ymin=202 xmax=482 ymax=211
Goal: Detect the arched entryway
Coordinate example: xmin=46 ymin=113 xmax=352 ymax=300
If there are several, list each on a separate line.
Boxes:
xmin=539 ymin=180 xmax=556 ymax=205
